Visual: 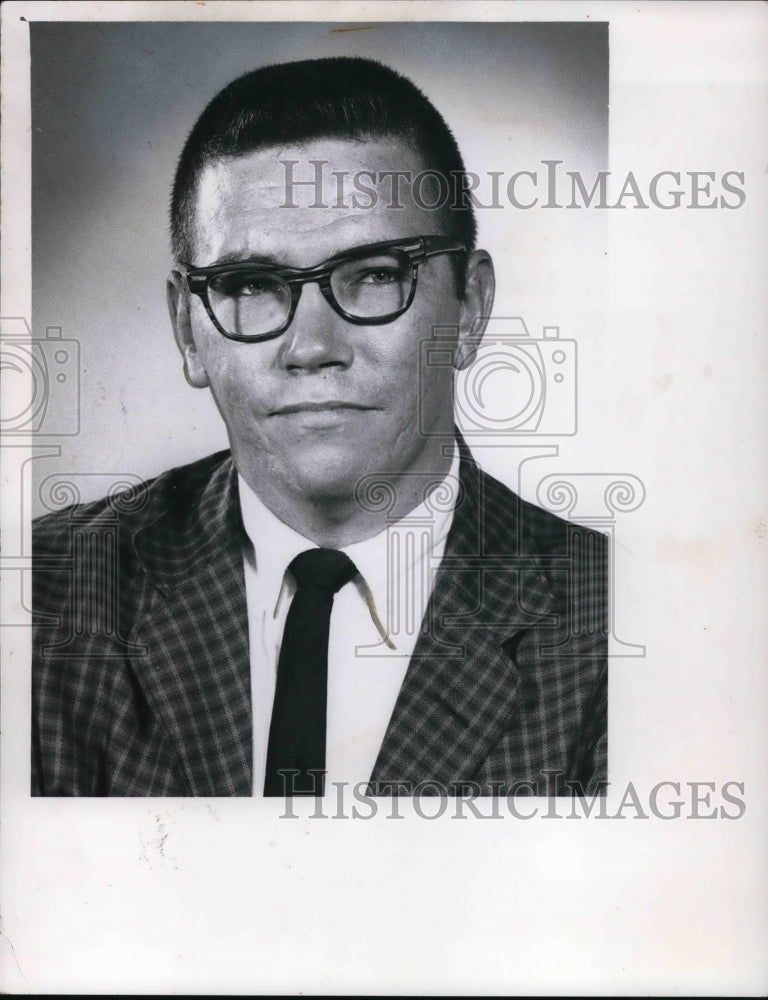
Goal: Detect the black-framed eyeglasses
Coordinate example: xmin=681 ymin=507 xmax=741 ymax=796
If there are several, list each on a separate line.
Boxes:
xmin=182 ymin=235 xmax=467 ymax=343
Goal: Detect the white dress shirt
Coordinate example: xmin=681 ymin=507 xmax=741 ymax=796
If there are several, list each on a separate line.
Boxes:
xmin=238 ymin=446 xmax=460 ymax=794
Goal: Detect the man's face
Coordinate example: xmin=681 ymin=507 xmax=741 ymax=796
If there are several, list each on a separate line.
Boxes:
xmin=168 ymin=137 xmax=493 ymax=515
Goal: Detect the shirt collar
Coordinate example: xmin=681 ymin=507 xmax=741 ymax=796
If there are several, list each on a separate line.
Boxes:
xmin=238 ymin=474 xmax=318 ymax=612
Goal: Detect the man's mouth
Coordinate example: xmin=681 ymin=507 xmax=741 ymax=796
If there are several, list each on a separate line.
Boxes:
xmin=270 ymin=401 xmax=375 ymax=416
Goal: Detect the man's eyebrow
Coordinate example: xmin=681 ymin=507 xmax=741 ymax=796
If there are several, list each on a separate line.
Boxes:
xmin=206 ymin=251 xmax=284 ymax=268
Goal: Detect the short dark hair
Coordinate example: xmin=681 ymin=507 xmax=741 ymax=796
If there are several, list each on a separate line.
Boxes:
xmin=169 ymin=56 xmax=477 ymax=286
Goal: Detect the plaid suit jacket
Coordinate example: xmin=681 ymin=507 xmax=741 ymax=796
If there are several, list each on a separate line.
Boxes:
xmin=32 ymin=439 xmax=607 ymax=797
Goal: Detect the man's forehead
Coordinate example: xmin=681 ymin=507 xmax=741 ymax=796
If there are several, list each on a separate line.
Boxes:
xmin=192 ymin=137 xmax=440 ymax=264
xmin=197 ymin=137 xmax=426 ymax=204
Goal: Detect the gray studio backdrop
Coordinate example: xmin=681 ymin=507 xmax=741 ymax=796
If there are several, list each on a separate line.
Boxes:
xmin=31 ymin=21 xmax=608 ymax=518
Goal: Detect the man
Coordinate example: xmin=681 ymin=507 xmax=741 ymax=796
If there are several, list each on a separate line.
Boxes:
xmin=32 ymin=57 xmax=607 ymax=797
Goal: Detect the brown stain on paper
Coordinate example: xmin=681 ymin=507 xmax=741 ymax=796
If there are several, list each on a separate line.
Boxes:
xmin=330 ymin=25 xmax=379 ymax=34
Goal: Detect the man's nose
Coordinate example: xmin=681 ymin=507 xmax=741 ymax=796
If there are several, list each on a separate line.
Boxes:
xmin=278 ymin=280 xmax=354 ymax=372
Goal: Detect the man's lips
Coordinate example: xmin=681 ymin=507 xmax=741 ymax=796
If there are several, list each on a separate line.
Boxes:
xmin=270 ymin=401 xmax=376 ymax=416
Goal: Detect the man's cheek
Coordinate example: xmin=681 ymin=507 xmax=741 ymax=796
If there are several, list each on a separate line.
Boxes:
xmin=208 ymin=370 xmax=261 ymax=430
xmin=205 ymin=352 xmax=251 ymax=396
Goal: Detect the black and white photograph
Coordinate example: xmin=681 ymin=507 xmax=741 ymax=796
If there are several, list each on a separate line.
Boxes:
xmin=1 ymin=1 xmax=766 ymax=995
xmin=29 ymin=19 xmax=610 ymax=800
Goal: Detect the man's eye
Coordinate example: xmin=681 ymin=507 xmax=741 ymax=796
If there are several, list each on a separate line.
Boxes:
xmin=239 ymin=280 xmax=269 ymax=297
xmin=355 ymin=267 xmax=402 ymax=285
xmin=213 ymin=273 xmax=275 ymax=298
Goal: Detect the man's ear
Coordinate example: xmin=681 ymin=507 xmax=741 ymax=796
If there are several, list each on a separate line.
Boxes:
xmin=167 ymin=269 xmax=210 ymax=388
xmin=455 ymin=249 xmax=496 ymax=371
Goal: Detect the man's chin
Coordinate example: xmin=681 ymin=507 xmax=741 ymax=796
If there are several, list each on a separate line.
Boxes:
xmin=267 ymin=436 xmax=370 ymax=498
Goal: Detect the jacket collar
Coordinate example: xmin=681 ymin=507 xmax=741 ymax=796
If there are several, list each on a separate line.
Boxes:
xmin=133 ymin=453 xmax=244 ymax=590
xmin=131 ymin=455 xmax=253 ymax=796
xmin=369 ymin=432 xmax=560 ymax=792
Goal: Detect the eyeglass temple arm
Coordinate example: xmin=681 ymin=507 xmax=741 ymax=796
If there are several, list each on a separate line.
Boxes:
xmin=419 ymin=237 xmax=468 ymax=260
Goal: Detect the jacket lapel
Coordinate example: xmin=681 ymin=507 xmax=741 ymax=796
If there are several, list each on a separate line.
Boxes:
xmin=130 ymin=457 xmax=252 ymax=796
xmin=123 ymin=443 xmax=560 ymax=795
xmin=369 ymin=439 xmax=559 ymax=792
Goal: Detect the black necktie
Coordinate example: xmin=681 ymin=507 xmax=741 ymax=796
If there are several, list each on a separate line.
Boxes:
xmin=264 ymin=548 xmax=358 ymax=797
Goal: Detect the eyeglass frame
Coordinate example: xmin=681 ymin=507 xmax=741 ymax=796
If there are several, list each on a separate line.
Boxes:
xmin=181 ymin=235 xmax=468 ymax=343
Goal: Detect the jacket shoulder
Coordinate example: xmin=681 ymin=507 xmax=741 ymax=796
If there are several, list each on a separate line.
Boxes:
xmin=476 ymin=465 xmax=608 ymax=557
xmin=32 ymin=450 xmax=233 ymax=550
xmin=32 ymin=449 xmax=235 ymax=627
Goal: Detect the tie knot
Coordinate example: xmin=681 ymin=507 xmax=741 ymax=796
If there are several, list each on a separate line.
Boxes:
xmin=288 ymin=548 xmax=357 ymax=594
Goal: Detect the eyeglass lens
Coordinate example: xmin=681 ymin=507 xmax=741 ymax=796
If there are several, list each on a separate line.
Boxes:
xmin=207 ymin=249 xmax=414 ymax=338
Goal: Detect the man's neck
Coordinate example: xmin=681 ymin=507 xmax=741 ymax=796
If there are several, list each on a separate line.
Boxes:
xmin=237 ymin=445 xmax=457 ymax=548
